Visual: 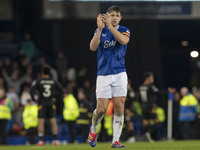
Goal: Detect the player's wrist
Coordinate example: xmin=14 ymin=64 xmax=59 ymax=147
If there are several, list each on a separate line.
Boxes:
xmin=97 ymin=27 xmax=103 ymax=32
xmin=106 ymin=24 xmax=113 ymax=29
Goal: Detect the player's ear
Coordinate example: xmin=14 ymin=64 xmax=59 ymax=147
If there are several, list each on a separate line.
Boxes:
xmin=120 ymin=16 xmax=122 ymax=21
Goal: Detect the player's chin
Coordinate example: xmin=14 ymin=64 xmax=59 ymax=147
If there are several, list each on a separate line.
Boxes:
xmin=112 ymin=23 xmax=119 ymax=27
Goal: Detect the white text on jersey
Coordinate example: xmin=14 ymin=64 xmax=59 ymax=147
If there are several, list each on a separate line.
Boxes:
xmin=104 ymin=40 xmax=116 ymax=48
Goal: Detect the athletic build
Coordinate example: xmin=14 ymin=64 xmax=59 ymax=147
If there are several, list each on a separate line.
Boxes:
xmin=88 ymin=6 xmax=130 ymax=148
xmin=30 ymin=66 xmax=63 ymax=146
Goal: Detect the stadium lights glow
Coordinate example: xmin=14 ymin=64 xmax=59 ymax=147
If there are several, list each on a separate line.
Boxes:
xmin=181 ymin=41 xmax=189 ymax=47
xmin=190 ymin=51 xmax=199 ymax=58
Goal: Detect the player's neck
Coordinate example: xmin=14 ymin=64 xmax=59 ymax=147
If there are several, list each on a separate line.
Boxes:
xmin=113 ymin=25 xmax=119 ymax=29
xmin=42 ymin=75 xmax=49 ymax=79
xmin=144 ymin=80 xmax=151 ymax=85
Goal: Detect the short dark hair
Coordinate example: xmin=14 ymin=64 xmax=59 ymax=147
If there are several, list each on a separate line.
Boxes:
xmin=107 ymin=5 xmax=121 ymax=14
xmin=42 ymin=66 xmax=51 ymax=75
xmin=143 ymin=71 xmax=153 ymax=79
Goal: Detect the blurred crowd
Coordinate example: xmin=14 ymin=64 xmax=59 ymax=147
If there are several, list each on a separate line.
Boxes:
xmin=1 ymin=33 xmax=200 ymax=145
xmin=0 ymin=33 xmax=96 ymax=145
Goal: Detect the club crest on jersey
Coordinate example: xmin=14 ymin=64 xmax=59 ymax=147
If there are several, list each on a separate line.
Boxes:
xmin=104 ymin=40 xmax=116 ymax=48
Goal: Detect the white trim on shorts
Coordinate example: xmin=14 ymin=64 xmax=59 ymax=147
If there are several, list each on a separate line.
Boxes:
xmin=96 ymin=72 xmax=128 ymax=99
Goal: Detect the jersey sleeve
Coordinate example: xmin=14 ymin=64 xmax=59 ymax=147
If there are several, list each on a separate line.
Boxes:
xmin=151 ymin=85 xmax=159 ymax=93
xmin=94 ymin=28 xmax=98 ymax=36
xmin=121 ymin=27 xmax=130 ymax=38
xmin=30 ymin=80 xmax=38 ymax=101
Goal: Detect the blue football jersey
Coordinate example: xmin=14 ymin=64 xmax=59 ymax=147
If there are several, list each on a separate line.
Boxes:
xmin=95 ymin=25 xmax=130 ymax=76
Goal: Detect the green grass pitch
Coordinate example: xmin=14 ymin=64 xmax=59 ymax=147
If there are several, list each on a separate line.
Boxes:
xmin=1 ymin=140 xmax=200 ymax=150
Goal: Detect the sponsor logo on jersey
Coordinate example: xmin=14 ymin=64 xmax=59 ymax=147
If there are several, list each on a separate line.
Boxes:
xmin=104 ymin=40 xmax=116 ymax=48
xmin=102 ymin=33 xmax=106 ymax=37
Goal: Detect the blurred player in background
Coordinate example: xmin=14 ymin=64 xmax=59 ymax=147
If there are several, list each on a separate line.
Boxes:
xmin=139 ymin=72 xmax=158 ymax=142
xmin=139 ymin=72 xmax=175 ymax=142
xmin=30 ymin=66 xmax=63 ymax=146
xmin=88 ymin=5 xmax=130 ymax=148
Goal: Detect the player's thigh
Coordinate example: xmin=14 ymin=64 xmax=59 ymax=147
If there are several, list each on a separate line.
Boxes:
xmin=96 ymin=98 xmax=110 ymax=114
xmin=112 ymin=72 xmax=128 ymax=98
xmin=96 ymin=75 xmax=112 ymax=99
xmin=38 ymin=118 xmax=45 ymax=126
xmin=142 ymin=112 xmax=150 ymax=125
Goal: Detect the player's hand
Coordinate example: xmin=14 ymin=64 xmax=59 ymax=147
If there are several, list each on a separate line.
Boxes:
xmin=97 ymin=14 xmax=105 ymax=30
xmin=102 ymin=13 xmax=112 ymax=28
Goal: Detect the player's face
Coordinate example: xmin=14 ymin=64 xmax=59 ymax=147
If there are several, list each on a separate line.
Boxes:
xmin=149 ymin=75 xmax=154 ymax=84
xmin=108 ymin=11 xmax=122 ymax=27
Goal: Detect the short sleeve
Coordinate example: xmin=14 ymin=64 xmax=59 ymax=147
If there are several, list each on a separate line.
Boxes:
xmin=151 ymin=85 xmax=159 ymax=93
xmin=94 ymin=28 xmax=98 ymax=36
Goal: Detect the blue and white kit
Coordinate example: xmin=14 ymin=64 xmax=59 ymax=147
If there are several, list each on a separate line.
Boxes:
xmin=96 ymin=25 xmax=130 ymax=76
xmin=95 ymin=25 xmax=130 ymax=99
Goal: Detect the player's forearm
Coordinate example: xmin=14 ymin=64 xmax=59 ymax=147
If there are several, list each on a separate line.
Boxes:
xmin=108 ymin=26 xmax=129 ymax=45
xmin=30 ymin=90 xmax=35 ymax=101
xmin=90 ymin=29 xmax=102 ymax=51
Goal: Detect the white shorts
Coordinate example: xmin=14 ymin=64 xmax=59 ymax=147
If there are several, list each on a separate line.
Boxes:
xmin=96 ymin=72 xmax=128 ymax=99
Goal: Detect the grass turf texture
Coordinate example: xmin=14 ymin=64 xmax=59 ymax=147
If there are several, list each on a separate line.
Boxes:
xmin=1 ymin=140 xmax=200 ymax=150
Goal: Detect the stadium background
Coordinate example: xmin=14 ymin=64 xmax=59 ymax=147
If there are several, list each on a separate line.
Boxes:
xmin=1 ymin=0 xmax=200 ymax=89
xmin=0 ymin=0 xmax=200 ymax=145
